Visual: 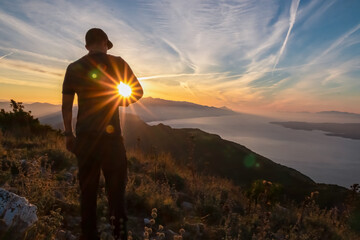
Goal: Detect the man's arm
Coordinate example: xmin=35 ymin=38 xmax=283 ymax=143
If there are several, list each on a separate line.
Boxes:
xmin=62 ymin=93 xmax=76 ymax=152
xmin=120 ymin=61 xmax=143 ymax=106
xmin=128 ymin=75 xmax=143 ymax=105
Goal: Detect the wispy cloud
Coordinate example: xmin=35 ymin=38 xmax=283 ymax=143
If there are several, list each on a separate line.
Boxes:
xmin=310 ymin=23 xmax=360 ymax=64
xmin=273 ymin=0 xmax=300 ymax=71
xmin=0 ymin=52 xmax=13 ymax=59
xmin=0 ymin=0 xmax=359 ymax=112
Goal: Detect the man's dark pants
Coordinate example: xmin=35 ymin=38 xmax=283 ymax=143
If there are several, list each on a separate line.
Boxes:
xmin=74 ymin=133 xmax=128 ymax=240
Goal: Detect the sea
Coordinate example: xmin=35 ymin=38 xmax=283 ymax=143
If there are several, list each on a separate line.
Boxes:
xmin=148 ymin=113 xmax=360 ymax=188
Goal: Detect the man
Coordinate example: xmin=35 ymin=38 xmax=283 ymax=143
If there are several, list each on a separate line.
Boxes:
xmin=62 ymin=28 xmax=143 ymax=240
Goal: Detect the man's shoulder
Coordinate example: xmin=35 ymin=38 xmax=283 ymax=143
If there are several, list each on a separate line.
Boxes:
xmin=107 ymin=54 xmax=125 ymax=63
xmin=66 ymin=56 xmax=88 ymax=72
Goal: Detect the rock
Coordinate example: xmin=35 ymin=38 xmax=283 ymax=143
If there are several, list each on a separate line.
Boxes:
xmin=181 ymin=201 xmax=194 ymax=211
xmin=20 ymin=159 xmax=28 ymax=175
xmin=144 ymin=218 xmax=150 ymax=225
xmin=0 ymin=188 xmax=37 ymax=235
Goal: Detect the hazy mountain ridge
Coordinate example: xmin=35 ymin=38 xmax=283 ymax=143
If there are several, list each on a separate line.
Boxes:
xmin=125 ymin=97 xmax=236 ymax=122
xmin=38 ymin=97 xmax=236 ymax=126
xmin=0 ymin=101 xmax=61 ymax=117
xmin=317 ymin=111 xmax=360 ymax=117
xmin=271 ymin=121 xmax=360 ymax=140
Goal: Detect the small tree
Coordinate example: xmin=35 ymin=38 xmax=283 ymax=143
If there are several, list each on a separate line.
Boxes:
xmin=0 ymin=99 xmax=54 ymax=137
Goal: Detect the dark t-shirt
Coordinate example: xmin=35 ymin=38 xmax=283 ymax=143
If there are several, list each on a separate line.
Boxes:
xmin=62 ymin=52 xmax=135 ymax=135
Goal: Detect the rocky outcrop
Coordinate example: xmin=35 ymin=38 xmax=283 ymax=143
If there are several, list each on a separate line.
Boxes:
xmin=0 ymin=188 xmax=38 ymax=235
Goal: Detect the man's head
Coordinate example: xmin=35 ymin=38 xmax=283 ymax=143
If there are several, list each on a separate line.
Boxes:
xmin=85 ymin=28 xmax=113 ymax=52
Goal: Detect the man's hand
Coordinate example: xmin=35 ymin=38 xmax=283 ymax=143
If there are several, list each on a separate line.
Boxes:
xmin=62 ymin=93 xmax=75 ymax=152
xmin=65 ymin=135 xmax=76 ymax=153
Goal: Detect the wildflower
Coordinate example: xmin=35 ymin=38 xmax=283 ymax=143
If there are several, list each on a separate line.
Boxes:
xmin=179 ymin=228 xmax=185 ymax=235
xmin=150 ymin=219 xmax=156 ymax=225
xmin=311 ymin=191 xmax=319 ymax=198
xmin=158 ymin=224 xmax=164 ymax=231
xmin=152 ymin=208 xmax=158 ymax=213
xmin=151 ymin=212 xmax=158 ymax=218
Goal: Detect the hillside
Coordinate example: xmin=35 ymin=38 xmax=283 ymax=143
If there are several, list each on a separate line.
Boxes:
xmin=122 ymin=114 xmax=350 ymax=204
xmin=0 ymin=101 xmax=360 ymax=240
xmin=0 ymin=101 xmax=359 ymax=239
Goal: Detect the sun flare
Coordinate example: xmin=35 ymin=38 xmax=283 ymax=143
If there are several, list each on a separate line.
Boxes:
xmin=117 ymin=82 xmax=132 ymax=97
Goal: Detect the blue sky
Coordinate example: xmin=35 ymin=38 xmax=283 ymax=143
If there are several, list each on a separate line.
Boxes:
xmin=0 ymin=0 xmax=359 ymax=113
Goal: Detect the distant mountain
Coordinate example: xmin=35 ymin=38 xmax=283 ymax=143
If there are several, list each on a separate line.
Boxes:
xmin=125 ymin=97 xmax=236 ymax=122
xmin=271 ymin=121 xmax=360 ymax=140
xmin=0 ymin=101 xmax=61 ymax=117
xmin=39 ymin=97 xmax=236 ymax=126
xmin=317 ymin=111 xmax=360 ymax=118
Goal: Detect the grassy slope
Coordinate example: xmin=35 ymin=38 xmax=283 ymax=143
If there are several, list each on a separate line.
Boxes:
xmin=0 ymin=130 xmax=359 ymax=239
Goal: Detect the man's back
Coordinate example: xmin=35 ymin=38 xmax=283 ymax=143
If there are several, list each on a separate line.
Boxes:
xmin=63 ymin=52 xmax=137 ymax=135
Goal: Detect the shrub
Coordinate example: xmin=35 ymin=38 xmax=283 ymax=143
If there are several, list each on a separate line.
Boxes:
xmin=0 ymin=100 xmax=55 ymax=137
xmin=42 ymin=148 xmax=76 ymax=172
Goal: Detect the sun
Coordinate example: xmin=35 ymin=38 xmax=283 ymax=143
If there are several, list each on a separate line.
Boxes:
xmin=117 ymin=82 xmax=132 ymax=97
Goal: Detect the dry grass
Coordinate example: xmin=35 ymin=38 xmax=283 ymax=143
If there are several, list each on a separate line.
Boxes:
xmin=0 ymin=130 xmax=359 ymax=239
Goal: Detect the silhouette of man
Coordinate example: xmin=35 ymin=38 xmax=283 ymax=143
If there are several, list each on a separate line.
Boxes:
xmin=62 ymin=28 xmax=143 ymax=240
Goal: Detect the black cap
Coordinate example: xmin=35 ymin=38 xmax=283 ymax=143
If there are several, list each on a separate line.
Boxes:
xmin=85 ymin=28 xmax=113 ymax=50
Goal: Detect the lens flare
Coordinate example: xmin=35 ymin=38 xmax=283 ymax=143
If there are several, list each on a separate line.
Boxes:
xmin=117 ymin=82 xmax=132 ymax=97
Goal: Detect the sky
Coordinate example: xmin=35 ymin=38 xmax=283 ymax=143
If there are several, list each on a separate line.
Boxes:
xmin=0 ymin=0 xmax=359 ymax=114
